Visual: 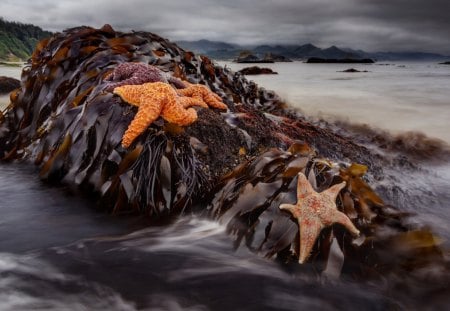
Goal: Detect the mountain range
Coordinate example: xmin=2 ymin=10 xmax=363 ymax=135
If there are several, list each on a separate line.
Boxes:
xmin=176 ymin=39 xmax=450 ymax=61
xmin=0 ymin=16 xmax=448 ymax=62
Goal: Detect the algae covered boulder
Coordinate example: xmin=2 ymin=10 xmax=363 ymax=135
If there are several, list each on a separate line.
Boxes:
xmin=0 ymin=24 xmax=372 ymax=218
xmin=0 ymin=76 xmax=20 ymax=94
xmin=0 ymin=24 xmax=284 ymax=217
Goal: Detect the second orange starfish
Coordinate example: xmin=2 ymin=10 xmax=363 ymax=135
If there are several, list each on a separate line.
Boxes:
xmin=280 ymin=172 xmax=360 ymax=264
xmin=113 ymin=82 xmax=227 ymax=148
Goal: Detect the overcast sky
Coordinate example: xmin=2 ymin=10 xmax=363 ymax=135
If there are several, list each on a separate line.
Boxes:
xmin=2 ymin=0 xmax=450 ymax=53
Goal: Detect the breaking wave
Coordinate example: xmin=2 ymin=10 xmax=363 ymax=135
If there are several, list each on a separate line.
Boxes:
xmin=323 ymin=118 xmax=450 ymax=162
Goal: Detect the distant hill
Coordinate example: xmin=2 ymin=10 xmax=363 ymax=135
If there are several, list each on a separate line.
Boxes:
xmin=176 ymin=40 xmax=449 ymax=62
xmin=0 ymin=18 xmax=52 ymax=61
xmin=176 ymin=39 xmax=237 ymax=54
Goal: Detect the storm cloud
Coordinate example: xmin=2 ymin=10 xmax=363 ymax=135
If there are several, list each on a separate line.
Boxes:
xmin=1 ymin=0 xmax=449 ymax=53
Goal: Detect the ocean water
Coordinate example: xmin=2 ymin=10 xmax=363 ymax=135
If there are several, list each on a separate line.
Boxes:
xmin=219 ymin=61 xmax=450 ymax=144
xmin=0 ymin=65 xmax=21 ymax=110
xmin=1 ymin=63 xmax=450 ymax=309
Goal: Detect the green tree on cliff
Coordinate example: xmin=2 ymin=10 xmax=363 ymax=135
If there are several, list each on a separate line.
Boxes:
xmin=0 ymin=17 xmax=52 ymax=61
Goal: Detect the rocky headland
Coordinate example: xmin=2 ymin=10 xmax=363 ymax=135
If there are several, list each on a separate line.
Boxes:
xmin=234 ymin=51 xmax=274 ymax=63
xmin=238 ymin=66 xmax=278 ymax=75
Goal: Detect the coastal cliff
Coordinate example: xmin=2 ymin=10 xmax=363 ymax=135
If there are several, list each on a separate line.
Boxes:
xmin=0 ymin=18 xmax=52 ymax=61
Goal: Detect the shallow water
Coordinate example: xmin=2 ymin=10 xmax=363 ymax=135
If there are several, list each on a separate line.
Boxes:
xmin=0 ymin=164 xmax=145 ymax=253
xmin=0 ymin=165 xmax=399 ymax=310
xmin=0 ymin=65 xmax=21 ymax=79
xmin=220 ymin=61 xmax=450 ymax=144
xmin=0 ymin=65 xmax=22 ymax=110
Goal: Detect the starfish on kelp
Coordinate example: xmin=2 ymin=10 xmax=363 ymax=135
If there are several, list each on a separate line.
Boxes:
xmin=104 ymin=62 xmax=186 ymax=91
xmin=114 ymin=82 xmax=227 ymax=148
xmin=279 ymin=172 xmax=360 ymax=264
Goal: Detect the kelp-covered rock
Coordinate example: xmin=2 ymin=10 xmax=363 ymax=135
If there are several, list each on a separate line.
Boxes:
xmin=0 ymin=25 xmax=378 ymax=214
xmin=0 ymin=25 xmax=448 ymax=303
xmin=206 ymin=146 xmax=449 ymax=306
xmin=0 ymin=76 xmax=20 ymax=95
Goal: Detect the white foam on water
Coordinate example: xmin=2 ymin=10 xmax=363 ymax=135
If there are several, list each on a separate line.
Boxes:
xmin=372 ymin=162 xmax=450 ymax=245
xmin=0 ymin=253 xmax=136 ymax=311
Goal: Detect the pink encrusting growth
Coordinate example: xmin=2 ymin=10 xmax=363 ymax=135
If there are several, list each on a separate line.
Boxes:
xmin=104 ymin=62 xmax=187 ymax=91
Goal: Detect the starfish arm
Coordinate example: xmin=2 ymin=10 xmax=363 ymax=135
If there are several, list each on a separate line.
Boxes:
xmin=299 ymin=216 xmax=323 ymax=264
xmin=279 ymin=203 xmax=298 ymax=216
xmin=177 ymin=85 xmax=226 ymax=110
xmin=161 ymin=98 xmax=198 ymax=126
xmin=322 ymin=181 xmax=346 ymax=202
xmin=122 ymin=98 xmax=162 ymax=148
xmin=202 ymin=92 xmax=227 ymax=110
xmin=176 ymin=86 xmax=196 ymax=97
xmin=297 ymin=173 xmax=316 ymax=200
xmin=178 ymin=97 xmax=208 ymax=109
xmin=106 ymin=63 xmax=135 ymax=85
xmin=329 ymin=210 xmax=360 ymax=236
xmin=192 ymin=85 xmax=223 ymax=102
xmin=113 ymin=85 xmax=145 ymax=107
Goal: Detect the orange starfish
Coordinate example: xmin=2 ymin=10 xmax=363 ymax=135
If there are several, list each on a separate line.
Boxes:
xmin=113 ymin=82 xmax=227 ymax=148
xmin=176 ymin=84 xmax=224 ymax=105
xmin=279 ymin=172 xmax=360 ymax=264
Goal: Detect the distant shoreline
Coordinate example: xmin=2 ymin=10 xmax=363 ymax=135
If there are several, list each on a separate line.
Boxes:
xmin=0 ymin=61 xmax=23 ymax=67
xmin=306 ymin=57 xmax=375 ymax=64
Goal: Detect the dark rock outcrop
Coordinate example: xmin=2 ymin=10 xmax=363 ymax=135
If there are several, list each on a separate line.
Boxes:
xmin=0 ymin=76 xmax=20 ymax=94
xmin=339 ymin=68 xmax=369 ymax=73
xmin=234 ymin=51 xmax=291 ymax=63
xmin=238 ymin=66 xmax=277 ymax=75
xmin=234 ymin=51 xmax=274 ymax=63
xmin=263 ymin=52 xmax=292 ymax=62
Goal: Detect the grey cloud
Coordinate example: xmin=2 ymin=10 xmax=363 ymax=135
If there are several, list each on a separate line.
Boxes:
xmin=1 ymin=0 xmax=449 ymax=54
